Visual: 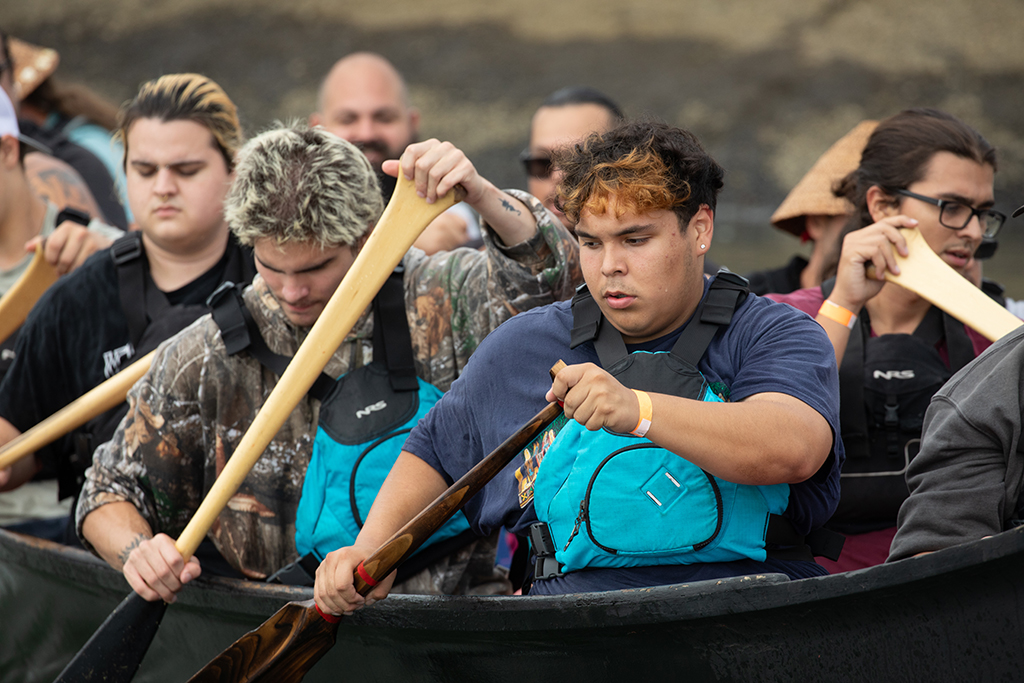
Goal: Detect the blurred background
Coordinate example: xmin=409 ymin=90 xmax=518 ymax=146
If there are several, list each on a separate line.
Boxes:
xmin=7 ymin=0 xmax=1024 ymax=291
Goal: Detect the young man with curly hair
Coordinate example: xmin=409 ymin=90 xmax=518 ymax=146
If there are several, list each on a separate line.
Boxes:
xmin=315 ymin=120 xmax=844 ymax=613
xmin=76 ymin=122 xmax=580 ymax=603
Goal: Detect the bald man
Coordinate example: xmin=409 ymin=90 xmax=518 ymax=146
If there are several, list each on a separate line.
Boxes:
xmin=310 ymin=52 xmax=419 ymax=173
xmin=310 ymin=52 xmax=478 ymax=254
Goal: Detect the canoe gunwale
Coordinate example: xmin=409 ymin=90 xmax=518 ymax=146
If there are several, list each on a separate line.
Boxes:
xmin=5 ymin=525 xmax=1024 ymax=630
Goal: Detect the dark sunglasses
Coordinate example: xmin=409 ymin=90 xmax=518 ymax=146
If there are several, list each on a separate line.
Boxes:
xmin=519 ymin=150 xmax=553 ymax=180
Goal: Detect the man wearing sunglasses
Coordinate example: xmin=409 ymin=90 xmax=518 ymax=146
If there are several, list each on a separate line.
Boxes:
xmin=768 ymin=108 xmax=1008 ymax=572
xmin=521 ymin=87 xmax=624 ymax=229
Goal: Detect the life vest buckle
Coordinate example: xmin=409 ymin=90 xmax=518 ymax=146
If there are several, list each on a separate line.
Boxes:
xmin=529 ymin=522 xmax=564 ymax=580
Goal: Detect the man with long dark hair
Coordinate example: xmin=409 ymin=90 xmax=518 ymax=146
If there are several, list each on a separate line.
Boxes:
xmin=769 ymin=108 xmax=1005 ymax=571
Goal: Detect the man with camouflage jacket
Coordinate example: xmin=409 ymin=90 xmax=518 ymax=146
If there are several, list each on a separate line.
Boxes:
xmin=76 ymin=124 xmax=580 ymax=603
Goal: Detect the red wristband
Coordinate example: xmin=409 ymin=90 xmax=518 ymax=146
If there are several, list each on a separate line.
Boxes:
xmin=356 ymin=561 xmax=379 ymax=587
xmin=314 ymin=603 xmax=342 ymax=623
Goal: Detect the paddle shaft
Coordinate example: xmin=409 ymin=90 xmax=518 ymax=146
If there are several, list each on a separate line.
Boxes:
xmin=188 ymin=362 xmax=566 ymax=683
xmin=175 ymin=176 xmax=463 ymax=562
xmin=870 ymin=227 xmax=1022 ymax=342
xmin=352 ymin=372 xmax=566 ymax=594
xmin=0 ymin=351 xmax=155 ymax=471
xmin=0 ymin=246 xmax=58 ymax=346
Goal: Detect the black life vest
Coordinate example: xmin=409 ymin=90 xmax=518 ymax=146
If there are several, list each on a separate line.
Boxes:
xmin=62 ymin=231 xmax=256 ymax=500
xmin=822 ymin=279 xmax=976 ymax=533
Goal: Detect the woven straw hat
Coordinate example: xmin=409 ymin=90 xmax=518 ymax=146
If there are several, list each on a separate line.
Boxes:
xmin=8 ymin=37 xmax=60 ymax=102
xmin=771 ymin=120 xmax=878 ymax=237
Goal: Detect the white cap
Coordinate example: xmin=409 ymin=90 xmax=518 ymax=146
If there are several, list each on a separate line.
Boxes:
xmin=0 ymin=89 xmax=18 ymax=139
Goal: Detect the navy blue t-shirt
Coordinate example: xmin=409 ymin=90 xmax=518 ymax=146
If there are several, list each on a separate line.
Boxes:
xmin=403 ymin=277 xmax=844 ymax=592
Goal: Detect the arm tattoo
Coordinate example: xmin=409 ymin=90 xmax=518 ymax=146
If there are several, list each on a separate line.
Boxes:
xmin=118 ymin=533 xmax=150 ymax=566
xmin=500 ymin=197 xmax=523 ymax=216
xmin=24 ymin=156 xmax=104 ymax=218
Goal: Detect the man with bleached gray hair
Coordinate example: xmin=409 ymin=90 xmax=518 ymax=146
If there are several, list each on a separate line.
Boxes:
xmin=77 ymin=122 xmax=580 ymax=603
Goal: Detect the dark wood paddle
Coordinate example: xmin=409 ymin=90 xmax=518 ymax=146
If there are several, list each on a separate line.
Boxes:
xmin=187 ymin=363 xmax=567 ymax=683
xmin=53 ymin=176 xmax=465 ymax=683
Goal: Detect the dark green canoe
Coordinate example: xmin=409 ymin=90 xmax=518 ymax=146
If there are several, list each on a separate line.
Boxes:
xmin=3 ymin=525 xmax=1024 ymax=682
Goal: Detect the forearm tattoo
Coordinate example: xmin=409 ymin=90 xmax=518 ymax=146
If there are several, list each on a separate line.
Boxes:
xmin=118 ymin=533 xmax=150 ymax=566
xmin=500 ymin=197 xmax=522 ymax=216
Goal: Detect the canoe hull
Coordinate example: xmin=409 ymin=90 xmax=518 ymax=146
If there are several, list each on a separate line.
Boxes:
xmin=2 ymin=526 xmax=1023 ymax=681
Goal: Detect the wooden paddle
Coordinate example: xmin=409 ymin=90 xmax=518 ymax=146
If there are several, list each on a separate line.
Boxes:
xmin=875 ymin=227 xmax=1022 ymax=342
xmin=0 ymin=245 xmax=58 ymax=346
xmin=53 ymin=176 xmax=465 ymax=683
xmin=0 ymin=350 xmax=155 ymax=472
xmin=188 ymin=364 xmax=567 ymax=683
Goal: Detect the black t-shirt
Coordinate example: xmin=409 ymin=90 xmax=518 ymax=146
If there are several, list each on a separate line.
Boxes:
xmin=0 ymin=235 xmax=255 ymax=493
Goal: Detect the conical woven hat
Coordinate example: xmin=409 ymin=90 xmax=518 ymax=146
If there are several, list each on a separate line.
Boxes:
xmin=8 ymin=37 xmax=60 ymax=102
xmin=771 ymin=120 xmax=878 ymax=237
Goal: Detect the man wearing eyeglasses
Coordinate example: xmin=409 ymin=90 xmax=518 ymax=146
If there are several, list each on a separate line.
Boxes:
xmin=521 ymin=87 xmax=624 ymax=229
xmin=768 ymin=108 xmax=1009 ymax=572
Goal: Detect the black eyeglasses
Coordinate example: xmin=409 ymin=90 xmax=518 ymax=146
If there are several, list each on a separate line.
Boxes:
xmin=519 ymin=150 xmax=553 ymax=180
xmin=895 ymin=189 xmax=1006 ymax=239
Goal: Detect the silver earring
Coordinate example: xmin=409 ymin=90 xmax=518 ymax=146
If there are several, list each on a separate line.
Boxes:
xmin=699 ymin=244 xmax=706 ymax=250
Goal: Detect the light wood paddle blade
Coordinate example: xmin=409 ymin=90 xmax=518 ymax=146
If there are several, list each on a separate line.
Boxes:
xmin=883 ymin=227 xmax=1022 ymax=342
xmin=0 ymin=246 xmax=58 ymax=346
xmin=0 ymin=350 xmax=155 ymax=471
xmin=55 ymin=176 xmax=464 ymax=683
xmin=190 ymin=364 xmax=567 ymax=683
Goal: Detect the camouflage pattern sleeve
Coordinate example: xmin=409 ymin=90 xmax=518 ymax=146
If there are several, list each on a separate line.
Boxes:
xmin=403 ymin=189 xmax=580 ymax=390
xmin=75 ymin=319 xmax=218 ymax=554
xmin=76 ymin=278 xmax=333 ymax=577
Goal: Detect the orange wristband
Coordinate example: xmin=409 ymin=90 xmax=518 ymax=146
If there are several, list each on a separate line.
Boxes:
xmin=631 ymin=389 xmax=653 ymax=437
xmin=818 ymin=299 xmax=857 ymax=329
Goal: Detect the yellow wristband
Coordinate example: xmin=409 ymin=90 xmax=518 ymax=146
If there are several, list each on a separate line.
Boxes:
xmin=818 ymin=299 xmax=857 ymax=329
xmin=631 ymin=389 xmax=653 ymax=437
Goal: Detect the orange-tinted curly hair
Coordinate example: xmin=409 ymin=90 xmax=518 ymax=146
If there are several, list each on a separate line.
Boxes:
xmin=554 ymin=120 xmax=724 ymax=228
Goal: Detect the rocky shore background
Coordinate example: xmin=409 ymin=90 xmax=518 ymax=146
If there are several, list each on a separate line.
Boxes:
xmin=8 ymin=0 xmax=1024 ymax=290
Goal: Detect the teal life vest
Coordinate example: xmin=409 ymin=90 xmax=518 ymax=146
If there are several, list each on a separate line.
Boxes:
xmin=532 ymin=274 xmax=791 ymax=573
xmin=209 ymin=269 xmax=474 ymax=584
